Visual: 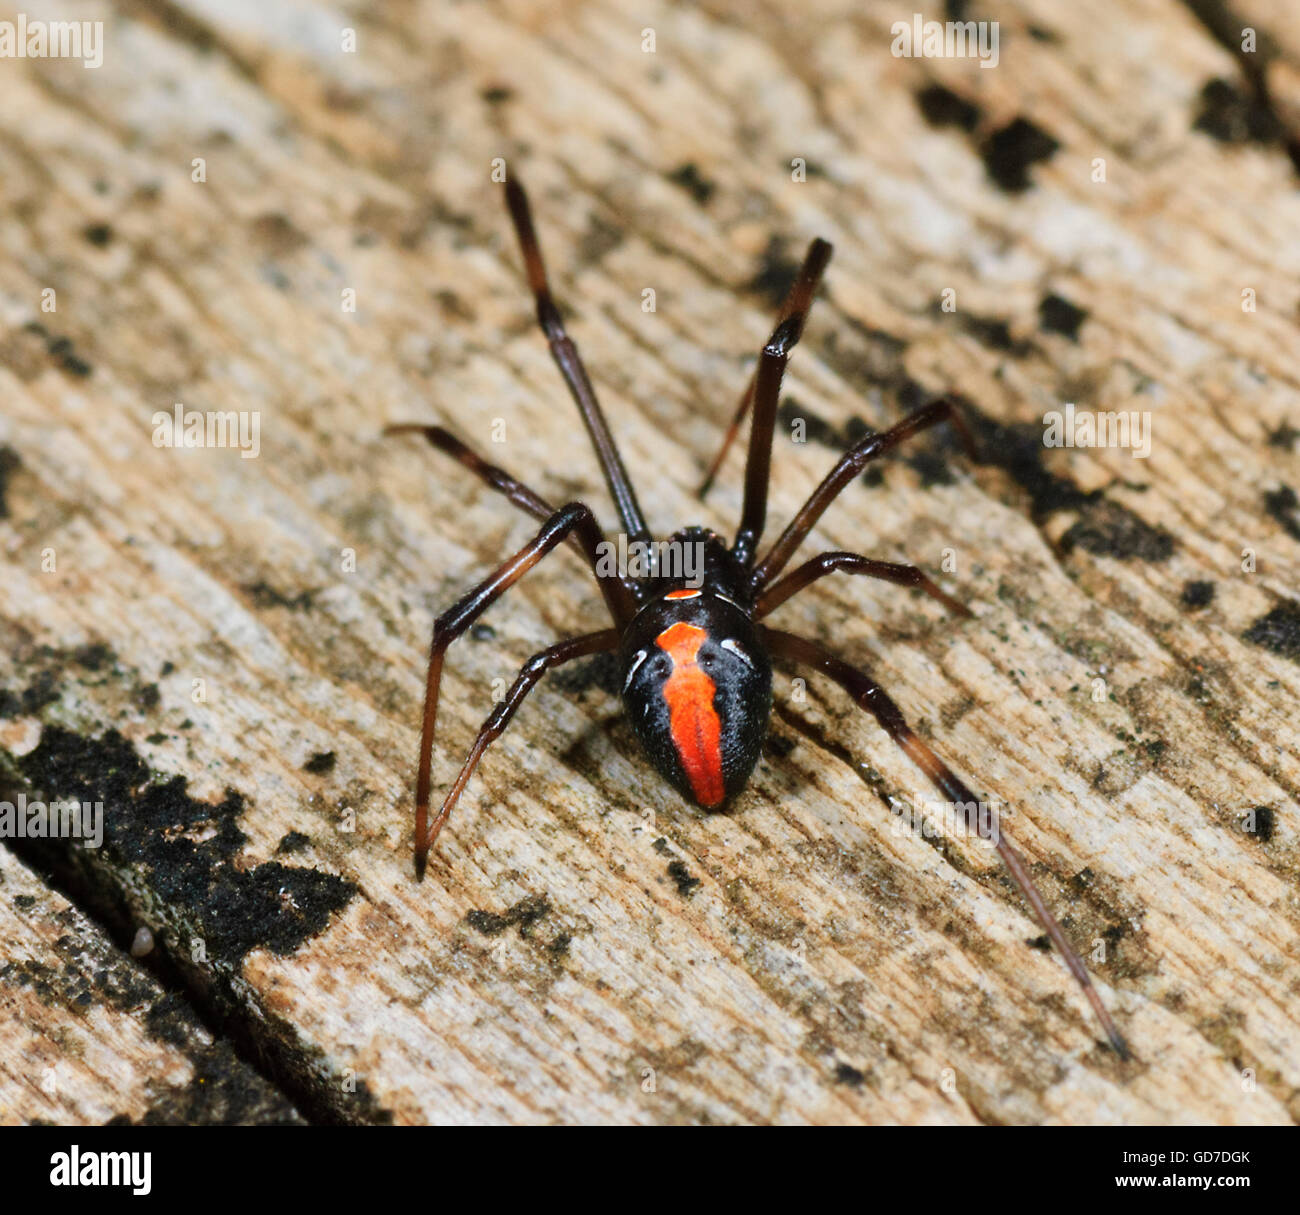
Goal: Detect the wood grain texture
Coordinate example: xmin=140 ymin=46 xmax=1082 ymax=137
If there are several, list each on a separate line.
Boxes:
xmin=0 ymin=0 xmax=1297 ymax=1124
xmin=0 ymin=846 xmax=303 ymax=1124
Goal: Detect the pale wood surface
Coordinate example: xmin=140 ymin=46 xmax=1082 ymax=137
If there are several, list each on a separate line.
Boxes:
xmin=0 ymin=0 xmax=1298 ymax=1124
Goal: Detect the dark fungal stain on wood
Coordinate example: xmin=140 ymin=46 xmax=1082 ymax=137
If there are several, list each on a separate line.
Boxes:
xmin=464 ymin=893 xmax=551 ymax=938
xmin=929 ymin=300 xmax=1033 ymax=355
xmin=667 ymin=162 xmax=715 ymax=205
xmin=276 ymin=831 xmax=311 ymax=855
xmin=0 ymin=669 xmax=60 ymax=718
xmin=833 ymin=1061 xmax=866 ymax=1087
xmin=915 ymin=83 xmax=981 ymax=132
xmin=963 ymin=402 xmax=1175 ymax=560
xmin=0 ymin=445 xmax=20 ymax=516
xmin=1059 ymin=499 xmax=1175 ymax=562
xmin=1192 ymin=77 xmax=1279 ymax=145
xmin=778 ymin=397 xmax=842 ymax=449
xmin=73 ymin=641 xmax=116 ymax=671
xmin=1039 ymin=293 xmax=1088 ymax=341
xmin=1243 ymin=601 xmax=1300 ymax=663
xmin=980 ymin=117 xmax=1060 ymax=192
xmin=667 ymin=859 xmax=701 ymax=898
xmin=1266 ymin=421 xmax=1299 ymax=450
xmin=22 ymin=322 xmax=93 ymax=377
xmin=745 ymin=236 xmax=802 ymax=309
xmin=243 ymin=580 xmax=315 ymax=611
xmin=1263 ymin=485 xmax=1300 ymax=540
xmin=302 ymin=750 xmax=336 ymax=775
xmin=1181 ymin=580 xmax=1215 ymax=609
xmin=15 ymin=727 xmax=356 ymax=963
xmin=1245 ymin=806 xmax=1275 ymax=844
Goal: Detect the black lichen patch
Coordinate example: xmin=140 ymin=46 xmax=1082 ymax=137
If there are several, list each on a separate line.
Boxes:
xmin=302 ymin=750 xmax=336 ymax=775
xmin=134 ymin=1040 xmax=303 ymax=1125
xmin=464 ymin=893 xmax=551 ymax=938
xmin=1244 ymin=806 xmax=1276 ymax=844
xmin=964 ymin=402 xmax=1174 ymax=561
xmin=83 ymin=223 xmax=114 ymax=247
xmin=73 ymin=642 xmax=116 ymax=671
xmin=1263 ymin=485 xmax=1300 ymax=541
xmin=275 ymin=831 xmax=311 ymax=855
xmin=746 ymin=237 xmax=802 ymax=309
xmin=1267 ymin=421 xmax=1300 ymax=450
xmin=1038 ymin=293 xmax=1088 ymax=341
xmin=16 ymin=727 xmax=356 ymax=964
xmin=1059 ymin=499 xmax=1175 ymax=562
xmin=243 ymin=580 xmax=314 ymax=611
xmin=980 ymin=117 xmax=1060 ymax=192
xmin=0 ymin=669 xmax=60 ymax=718
xmin=23 ymin=323 xmax=93 ymax=377
xmin=0 ymin=445 xmax=22 ymax=517
xmin=933 ymin=304 xmax=1034 ymax=355
xmin=915 ymin=83 xmax=981 ymax=132
xmin=133 ymin=682 xmax=161 ymax=712
xmin=1192 ymin=77 xmax=1279 ymax=145
xmin=833 ymin=1061 xmax=866 ymax=1087
xmin=1181 ymin=580 xmax=1215 ymax=610
xmin=667 ymin=859 xmax=700 ymax=898
xmin=1026 ymin=933 xmax=1052 ymax=951
xmin=668 ymin=162 xmax=715 ymax=205
xmin=1244 ymin=601 xmax=1300 ymax=663
xmin=778 ymin=397 xmax=842 ymax=449
xmin=480 ymin=84 xmax=514 ymax=105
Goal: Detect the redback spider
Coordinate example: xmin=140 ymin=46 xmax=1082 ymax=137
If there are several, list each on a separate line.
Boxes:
xmin=386 ymin=176 xmax=1130 ymax=1060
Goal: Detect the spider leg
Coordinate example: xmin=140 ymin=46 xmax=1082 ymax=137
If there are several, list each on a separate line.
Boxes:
xmin=752 ymin=395 xmax=977 ymax=590
xmin=422 ymin=628 xmax=619 ymax=865
xmin=504 ymin=177 xmax=652 ymax=549
xmin=410 ymin=502 xmax=634 ymax=878
xmin=756 ymin=551 xmax=972 ymax=620
xmin=384 ymin=424 xmax=637 ymax=599
xmin=760 ymin=626 xmax=1131 ymax=1060
xmin=697 ymin=238 xmax=833 ymax=504
xmin=385 ymin=424 xmax=556 ymax=524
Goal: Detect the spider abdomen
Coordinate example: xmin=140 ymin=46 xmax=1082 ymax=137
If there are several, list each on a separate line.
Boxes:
xmin=620 ymin=590 xmax=772 ymax=808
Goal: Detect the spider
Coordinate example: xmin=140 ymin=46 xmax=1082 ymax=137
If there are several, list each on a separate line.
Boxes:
xmin=386 ymin=175 xmax=1130 ymax=1060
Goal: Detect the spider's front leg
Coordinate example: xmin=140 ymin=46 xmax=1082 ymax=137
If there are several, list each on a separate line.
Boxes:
xmin=760 ymin=625 xmax=1131 ymax=1060
xmin=410 ymin=501 xmax=633 ymax=878
xmin=423 ymin=629 xmax=619 ymax=862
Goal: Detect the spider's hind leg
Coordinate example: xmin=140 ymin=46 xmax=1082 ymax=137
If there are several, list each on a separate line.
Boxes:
xmin=760 ymin=624 xmax=1131 ymax=1060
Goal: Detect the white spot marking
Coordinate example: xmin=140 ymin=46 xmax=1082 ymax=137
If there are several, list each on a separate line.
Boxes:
xmin=721 ymin=639 xmax=753 ymax=668
xmin=623 ymin=649 xmax=648 ymax=692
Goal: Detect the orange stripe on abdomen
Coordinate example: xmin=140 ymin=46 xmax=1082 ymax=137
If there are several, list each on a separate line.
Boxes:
xmin=654 ymin=621 xmax=725 ymax=806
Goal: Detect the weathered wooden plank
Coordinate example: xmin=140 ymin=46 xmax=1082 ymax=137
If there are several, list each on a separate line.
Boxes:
xmin=0 ymin=845 xmax=302 ymax=1124
xmin=0 ymin=0 xmax=1297 ymax=1124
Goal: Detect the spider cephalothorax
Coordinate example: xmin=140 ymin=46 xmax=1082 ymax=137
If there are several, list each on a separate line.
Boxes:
xmin=384 ymin=174 xmax=1131 ymax=1061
